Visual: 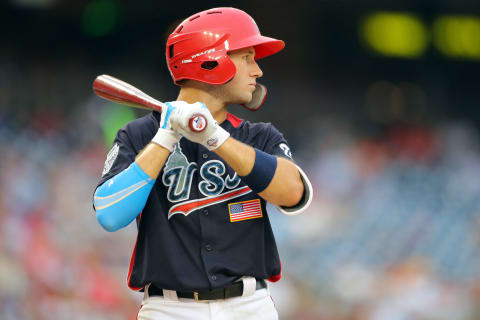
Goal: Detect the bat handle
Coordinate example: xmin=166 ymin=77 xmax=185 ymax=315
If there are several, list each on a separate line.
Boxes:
xmin=188 ymin=113 xmax=208 ymax=132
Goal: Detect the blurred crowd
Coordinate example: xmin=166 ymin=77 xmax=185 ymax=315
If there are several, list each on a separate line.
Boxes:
xmin=2 ymin=58 xmax=480 ymax=320
xmin=269 ymin=119 xmax=480 ymax=319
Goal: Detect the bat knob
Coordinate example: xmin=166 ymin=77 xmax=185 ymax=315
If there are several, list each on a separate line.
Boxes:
xmin=189 ymin=114 xmax=208 ymax=132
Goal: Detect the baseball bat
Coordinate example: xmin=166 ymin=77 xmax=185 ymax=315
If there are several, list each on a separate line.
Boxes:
xmin=92 ymin=74 xmax=207 ymax=132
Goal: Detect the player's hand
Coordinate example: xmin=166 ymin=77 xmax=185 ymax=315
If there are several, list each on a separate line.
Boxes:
xmin=166 ymin=101 xmax=230 ymax=151
xmin=151 ymin=103 xmax=181 ymax=152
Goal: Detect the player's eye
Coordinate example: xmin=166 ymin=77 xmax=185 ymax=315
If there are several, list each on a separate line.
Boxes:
xmin=243 ymin=54 xmax=254 ymax=63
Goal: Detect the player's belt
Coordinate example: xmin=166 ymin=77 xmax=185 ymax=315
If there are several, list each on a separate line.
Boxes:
xmin=148 ymin=279 xmax=267 ymax=301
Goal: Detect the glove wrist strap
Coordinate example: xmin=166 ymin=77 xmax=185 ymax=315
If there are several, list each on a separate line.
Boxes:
xmin=152 ymin=128 xmax=179 ymax=152
xmin=205 ymin=126 xmax=230 ymax=151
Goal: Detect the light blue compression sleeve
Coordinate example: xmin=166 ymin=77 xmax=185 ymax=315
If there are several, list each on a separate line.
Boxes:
xmin=94 ymin=162 xmax=155 ymax=232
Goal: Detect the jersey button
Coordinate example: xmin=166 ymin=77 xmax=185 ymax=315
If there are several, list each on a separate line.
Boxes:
xmin=202 ymin=153 xmax=208 ymax=159
xmin=203 ymin=209 xmax=209 ymax=216
xmin=211 ymin=275 xmax=217 ymax=281
xmin=205 ymin=244 xmax=212 ymax=251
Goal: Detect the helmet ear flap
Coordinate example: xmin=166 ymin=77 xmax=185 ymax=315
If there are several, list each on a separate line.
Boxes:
xmin=241 ymin=83 xmax=267 ymax=111
xmin=201 ymin=53 xmax=236 ymax=84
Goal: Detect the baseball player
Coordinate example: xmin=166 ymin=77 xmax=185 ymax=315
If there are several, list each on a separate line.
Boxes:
xmin=93 ymin=7 xmax=313 ymax=320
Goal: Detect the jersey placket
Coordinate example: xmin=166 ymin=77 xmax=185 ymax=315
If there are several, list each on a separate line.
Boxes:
xmin=195 ymin=148 xmax=220 ymax=285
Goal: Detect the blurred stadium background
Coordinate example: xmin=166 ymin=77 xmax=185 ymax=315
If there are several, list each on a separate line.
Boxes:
xmin=1 ymin=0 xmax=480 ymax=319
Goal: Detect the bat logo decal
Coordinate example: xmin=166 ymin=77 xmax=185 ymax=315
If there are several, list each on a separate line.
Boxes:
xmin=189 ymin=114 xmax=207 ymax=132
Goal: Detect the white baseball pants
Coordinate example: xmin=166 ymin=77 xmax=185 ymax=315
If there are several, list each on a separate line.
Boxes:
xmin=137 ymin=279 xmax=278 ymax=320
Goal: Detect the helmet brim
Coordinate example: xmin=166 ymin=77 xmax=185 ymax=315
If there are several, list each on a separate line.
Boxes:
xmin=232 ymin=35 xmax=285 ymax=60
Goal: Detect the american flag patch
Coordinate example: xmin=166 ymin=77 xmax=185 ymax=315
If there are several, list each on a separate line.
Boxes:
xmin=228 ymin=199 xmax=263 ymax=222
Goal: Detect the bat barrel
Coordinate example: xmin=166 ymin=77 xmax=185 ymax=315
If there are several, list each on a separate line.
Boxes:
xmin=93 ymin=74 xmax=206 ymax=132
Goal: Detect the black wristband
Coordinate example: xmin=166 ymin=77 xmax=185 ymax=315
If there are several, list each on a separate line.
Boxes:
xmin=240 ymin=149 xmax=277 ymax=194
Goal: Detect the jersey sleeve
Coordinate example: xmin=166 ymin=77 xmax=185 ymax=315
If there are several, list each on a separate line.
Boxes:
xmin=95 ymin=112 xmax=158 ymax=190
xmin=260 ymin=124 xmax=291 ymax=159
xmin=263 ymin=124 xmax=313 ymax=216
xmin=96 ymin=128 xmax=138 ymax=189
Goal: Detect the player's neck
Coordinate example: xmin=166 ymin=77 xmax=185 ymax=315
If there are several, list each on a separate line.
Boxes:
xmin=177 ymin=85 xmax=228 ymax=124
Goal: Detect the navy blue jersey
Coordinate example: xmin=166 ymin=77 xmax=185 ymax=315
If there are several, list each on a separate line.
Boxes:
xmin=96 ymin=112 xmax=294 ymax=292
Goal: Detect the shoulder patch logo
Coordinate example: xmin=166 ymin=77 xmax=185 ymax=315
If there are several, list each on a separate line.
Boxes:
xmin=102 ymin=143 xmax=119 ymax=176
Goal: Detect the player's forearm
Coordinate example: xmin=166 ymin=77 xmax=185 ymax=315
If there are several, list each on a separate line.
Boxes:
xmin=258 ymin=157 xmax=304 ymax=206
xmin=135 ymin=142 xmax=171 ymax=179
xmin=94 ymin=139 xmax=172 ymax=232
xmin=214 ymin=138 xmax=304 ymax=207
xmin=213 ymin=137 xmax=255 ymax=176
xmin=94 ymin=161 xmax=155 ymax=232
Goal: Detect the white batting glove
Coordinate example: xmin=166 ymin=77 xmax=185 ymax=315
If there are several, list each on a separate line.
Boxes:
xmin=167 ymin=101 xmax=230 ymax=151
xmin=151 ymin=104 xmax=181 ymax=152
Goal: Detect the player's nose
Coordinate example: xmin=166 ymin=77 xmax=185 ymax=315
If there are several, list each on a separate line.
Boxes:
xmin=250 ymin=61 xmax=263 ymax=79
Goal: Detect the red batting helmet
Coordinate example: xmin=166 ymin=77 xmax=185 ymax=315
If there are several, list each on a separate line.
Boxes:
xmin=166 ymin=7 xmax=284 ymax=87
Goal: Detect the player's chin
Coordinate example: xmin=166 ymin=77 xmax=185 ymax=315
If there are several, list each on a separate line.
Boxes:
xmin=233 ymin=92 xmax=253 ymax=105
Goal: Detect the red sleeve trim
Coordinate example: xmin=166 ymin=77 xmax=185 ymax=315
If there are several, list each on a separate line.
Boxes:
xmin=267 ymin=259 xmax=282 ymax=282
xmin=127 ymin=212 xmax=143 ymax=291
